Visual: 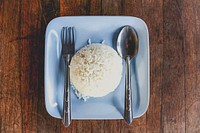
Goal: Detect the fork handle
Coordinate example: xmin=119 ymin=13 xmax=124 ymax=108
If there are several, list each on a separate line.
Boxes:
xmin=63 ymin=54 xmax=71 ymax=127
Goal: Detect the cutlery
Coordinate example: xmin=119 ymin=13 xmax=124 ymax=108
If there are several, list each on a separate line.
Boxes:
xmin=61 ymin=27 xmax=75 ymax=127
xmin=116 ymin=25 xmax=139 ymax=124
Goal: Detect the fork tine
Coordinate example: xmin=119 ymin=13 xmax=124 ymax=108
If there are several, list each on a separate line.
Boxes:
xmin=71 ymin=27 xmax=75 ymax=46
xmin=61 ymin=26 xmax=75 ymax=55
xmin=62 ymin=27 xmax=75 ymax=46
xmin=67 ymin=27 xmax=70 ymax=44
xmin=70 ymin=27 xmax=75 ymax=54
xmin=65 ymin=27 xmax=68 ymax=45
xmin=61 ymin=27 xmax=66 ymax=46
xmin=61 ymin=27 xmax=64 ymax=45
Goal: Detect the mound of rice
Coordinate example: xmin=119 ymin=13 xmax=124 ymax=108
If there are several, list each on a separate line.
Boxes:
xmin=70 ymin=43 xmax=122 ymax=99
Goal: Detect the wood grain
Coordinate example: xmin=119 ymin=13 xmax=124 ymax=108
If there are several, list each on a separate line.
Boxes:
xmin=141 ymin=1 xmax=163 ymax=133
xmin=102 ymin=0 xmax=124 ymax=15
xmin=163 ymin=0 xmax=185 ymax=132
xmin=183 ymin=0 xmax=200 ymax=132
xmin=0 ymin=0 xmax=60 ymax=132
xmin=20 ymin=1 xmax=41 ymax=132
xmin=0 ymin=1 xmax=22 ymax=132
xmin=60 ymin=0 xmax=102 ymax=16
xmin=125 ymin=0 xmax=142 ymax=17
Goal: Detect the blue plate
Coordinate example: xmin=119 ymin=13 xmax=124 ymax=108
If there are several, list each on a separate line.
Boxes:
xmin=45 ymin=16 xmax=149 ymax=119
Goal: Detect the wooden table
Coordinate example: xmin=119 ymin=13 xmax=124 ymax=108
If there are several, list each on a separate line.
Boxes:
xmin=0 ymin=0 xmax=200 ymax=132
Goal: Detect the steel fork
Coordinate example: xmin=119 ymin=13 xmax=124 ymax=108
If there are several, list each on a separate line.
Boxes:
xmin=61 ymin=27 xmax=75 ymax=127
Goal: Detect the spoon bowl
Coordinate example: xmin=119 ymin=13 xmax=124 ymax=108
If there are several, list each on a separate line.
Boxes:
xmin=116 ymin=25 xmax=139 ymax=124
xmin=117 ymin=26 xmax=138 ymax=59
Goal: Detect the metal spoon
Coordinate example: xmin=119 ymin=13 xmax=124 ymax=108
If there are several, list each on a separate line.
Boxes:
xmin=116 ymin=25 xmax=139 ymax=124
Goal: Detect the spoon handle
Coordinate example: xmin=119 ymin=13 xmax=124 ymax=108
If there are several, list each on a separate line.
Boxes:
xmin=125 ymin=56 xmax=133 ymax=124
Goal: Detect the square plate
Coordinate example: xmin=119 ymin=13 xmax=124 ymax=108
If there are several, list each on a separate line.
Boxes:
xmin=45 ymin=16 xmax=149 ymax=119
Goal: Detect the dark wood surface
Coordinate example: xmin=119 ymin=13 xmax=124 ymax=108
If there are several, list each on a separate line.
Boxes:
xmin=0 ymin=0 xmax=200 ymax=132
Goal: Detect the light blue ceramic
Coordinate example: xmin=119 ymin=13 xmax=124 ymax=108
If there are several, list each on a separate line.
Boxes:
xmin=45 ymin=16 xmax=149 ymax=119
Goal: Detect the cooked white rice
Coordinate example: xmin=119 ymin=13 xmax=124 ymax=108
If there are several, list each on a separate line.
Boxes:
xmin=70 ymin=43 xmax=122 ymax=99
